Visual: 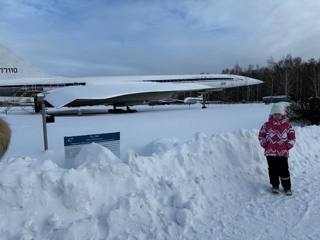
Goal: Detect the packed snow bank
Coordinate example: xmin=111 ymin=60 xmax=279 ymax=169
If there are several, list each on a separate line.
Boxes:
xmin=1 ymin=126 xmax=320 ymax=239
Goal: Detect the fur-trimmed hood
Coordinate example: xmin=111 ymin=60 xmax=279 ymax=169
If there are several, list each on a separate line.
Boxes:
xmin=0 ymin=118 xmax=11 ymax=159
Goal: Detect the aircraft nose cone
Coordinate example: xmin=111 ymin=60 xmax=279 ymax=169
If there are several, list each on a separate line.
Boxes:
xmin=256 ymin=79 xmax=264 ymax=84
xmin=247 ymin=77 xmax=263 ymax=85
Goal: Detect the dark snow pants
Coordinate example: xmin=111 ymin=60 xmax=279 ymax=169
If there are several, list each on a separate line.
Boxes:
xmin=266 ymin=156 xmax=291 ymax=190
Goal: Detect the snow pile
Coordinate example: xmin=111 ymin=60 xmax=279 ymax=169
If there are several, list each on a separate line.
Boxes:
xmin=139 ymin=137 xmax=180 ymax=156
xmin=0 ymin=126 xmax=320 ymax=239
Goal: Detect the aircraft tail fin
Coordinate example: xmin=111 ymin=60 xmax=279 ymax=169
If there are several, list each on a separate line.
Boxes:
xmin=0 ymin=44 xmax=49 ymax=80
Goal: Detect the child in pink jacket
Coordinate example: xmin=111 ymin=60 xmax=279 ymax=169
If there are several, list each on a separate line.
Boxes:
xmin=258 ymin=104 xmax=296 ymax=195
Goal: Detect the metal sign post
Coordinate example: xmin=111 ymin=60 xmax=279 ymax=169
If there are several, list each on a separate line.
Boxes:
xmin=41 ymin=101 xmax=48 ymax=151
xmin=38 ymin=95 xmax=48 ymax=151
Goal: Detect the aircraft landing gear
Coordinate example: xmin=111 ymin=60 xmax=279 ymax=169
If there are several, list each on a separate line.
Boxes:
xmin=201 ymin=94 xmax=207 ymax=109
xmin=126 ymin=106 xmax=137 ymax=113
xmin=34 ymin=96 xmax=41 ymax=113
xmin=108 ymin=105 xmax=137 ymax=113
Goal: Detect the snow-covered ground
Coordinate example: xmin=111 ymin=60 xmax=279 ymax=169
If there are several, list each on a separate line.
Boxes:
xmin=1 ymin=103 xmax=320 ymax=239
xmin=3 ymin=104 xmax=269 ymax=162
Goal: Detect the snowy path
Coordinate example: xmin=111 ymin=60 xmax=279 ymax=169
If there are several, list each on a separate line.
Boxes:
xmin=225 ymin=174 xmax=320 ymax=240
xmin=217 ymin=127 xmax=320 ymax=240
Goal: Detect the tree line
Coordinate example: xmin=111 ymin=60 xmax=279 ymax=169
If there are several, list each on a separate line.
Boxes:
xmin=207 ymin=55 xmax=320 ymax=102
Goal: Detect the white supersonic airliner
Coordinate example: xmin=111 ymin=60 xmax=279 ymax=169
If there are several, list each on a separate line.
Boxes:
xmin=0 ymin=46 xmax=263 ymax=113
xmin=0 ymin=73 xmax=263 ymax=112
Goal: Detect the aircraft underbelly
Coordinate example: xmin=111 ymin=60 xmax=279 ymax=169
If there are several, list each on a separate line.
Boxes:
xmin=65 ymin=91 xmax=176 ymax=107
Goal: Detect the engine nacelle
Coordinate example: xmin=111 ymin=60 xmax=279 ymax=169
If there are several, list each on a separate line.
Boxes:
xmin=184 ymin=97 xmax=203 ymax=104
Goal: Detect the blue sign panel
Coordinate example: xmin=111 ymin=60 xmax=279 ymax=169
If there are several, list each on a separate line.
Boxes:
xmin=64 ymin=132 xmax=120 ymax=159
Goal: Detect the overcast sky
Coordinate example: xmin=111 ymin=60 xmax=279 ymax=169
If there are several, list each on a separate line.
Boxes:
xmin=0 ymin=0 xmax=320 ymax=77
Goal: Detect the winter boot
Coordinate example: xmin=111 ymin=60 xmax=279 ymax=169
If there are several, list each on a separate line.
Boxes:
xmin=272 ymin=186 xmax=280 ymax=194
xmin=284 ymin=189 xmax=292 ymax=196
